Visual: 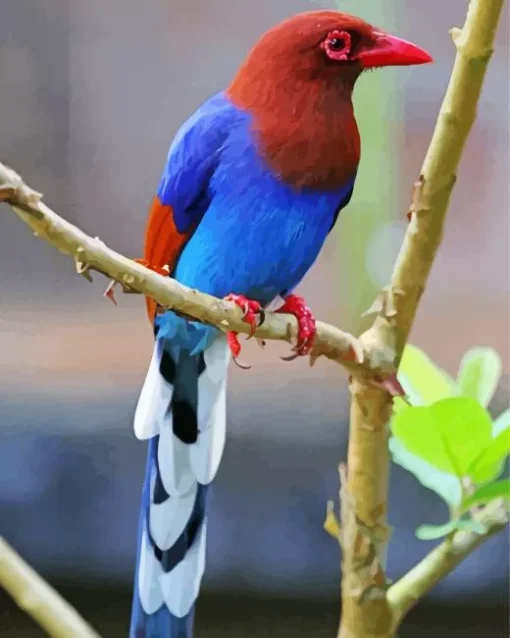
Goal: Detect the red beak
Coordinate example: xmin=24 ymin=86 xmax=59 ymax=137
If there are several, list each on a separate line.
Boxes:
xmin=358 ymin=32 xmax=432 ymax=68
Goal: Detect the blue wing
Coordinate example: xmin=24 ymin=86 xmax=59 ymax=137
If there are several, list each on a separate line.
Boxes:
xmin=157 ymin=92 xmax=242 ymax=234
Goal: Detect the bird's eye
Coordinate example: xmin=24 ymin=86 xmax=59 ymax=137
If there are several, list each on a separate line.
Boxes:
xmin=329 ymin=37 xmax=346 ymax=50
xmin=321 ymin=30 xmax=352 ymax=62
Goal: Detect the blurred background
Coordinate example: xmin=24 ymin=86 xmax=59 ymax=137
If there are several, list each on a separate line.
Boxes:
xmin=0 ymin=0 xmax=508 ymax=636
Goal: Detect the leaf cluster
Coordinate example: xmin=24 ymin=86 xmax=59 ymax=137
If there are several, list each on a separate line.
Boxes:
xmin=390 ymin=346 xmax=509 ymax=539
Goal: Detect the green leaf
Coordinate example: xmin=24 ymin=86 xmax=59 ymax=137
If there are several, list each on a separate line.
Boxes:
xmin=416 ymin=518 xmax=487 ymax=540
xmin=391 ymin=397 xmax=493 ymax=476
xmin=468 ymin=428 xmax=510 ymax=483
xmin=398 ymin=344 xmax=457 ymax=406
xmin=457 ymin=347 xmax=502 ymax=407
xmin=493 ymin=408 xmax=510 ymax=437
xmin=389 ymin=437 xmax=462 ymax=506
xmin=392 ymin=396 xmax=411 ymax=416
xmin=461 ymin=478 xmax=510 ymax=511
xmin=416 ymin=522 xmax=456 ymax=540
xmin=391 ymin=405 xmax=454 ymax=472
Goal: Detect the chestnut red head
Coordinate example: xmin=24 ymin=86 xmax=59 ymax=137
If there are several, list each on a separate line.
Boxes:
xmin=227 ymin=11 xmax=432 ymax=189
xmin=230 ymin=10 xmax=432 ymax=96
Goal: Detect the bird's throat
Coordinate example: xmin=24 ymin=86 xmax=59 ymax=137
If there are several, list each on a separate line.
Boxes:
xmin=228 ymin=78 xmax=360 ymax=190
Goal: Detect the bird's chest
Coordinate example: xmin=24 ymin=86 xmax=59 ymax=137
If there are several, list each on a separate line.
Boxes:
xmin=175 ymin=155 xmax=347 ymax=303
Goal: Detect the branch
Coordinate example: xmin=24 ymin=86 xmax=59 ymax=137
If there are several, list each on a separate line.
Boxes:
xmin=0 ymin=162 xmax=365 ymax=370
xmin=364 ymin=0 xmax=506 ymax=360
xmin=338 ymin=0 xmax=505 ymax=636
xmin=0 ymin=537 xmax=100 ymax=638
xmin=387 ymin=500 xmax=509 ymax=629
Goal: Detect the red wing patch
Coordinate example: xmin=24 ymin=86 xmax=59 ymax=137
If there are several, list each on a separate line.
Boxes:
xmin=143 ymin=196 xmax=194 ymax=324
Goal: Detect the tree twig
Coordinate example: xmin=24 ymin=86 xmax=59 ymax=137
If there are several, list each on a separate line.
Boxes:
xmin=0 ymin=537 xmax=100 ymax=638
xmin=387 ymin=500 xmax=509 ymax=630
xmin=0 ymin=161 xmax=367 ymax=371
xmin=338 ymin=0 xmax=506 ymax=636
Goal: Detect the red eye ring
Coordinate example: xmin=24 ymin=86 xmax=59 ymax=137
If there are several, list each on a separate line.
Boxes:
xmin=321 ymin=30 xmax=352 ymax=61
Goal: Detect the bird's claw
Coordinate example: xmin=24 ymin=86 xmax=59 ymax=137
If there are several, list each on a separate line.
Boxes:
xmin=224 ymin=294 xmax=264 ymax=338
xmin=224 ymin=294 xmax=265 ymax=367
xmin=277 ymin=294 xmax=316 ymax=358
xmin=280 ymin=352 xmax=299 ymax=362
xmin=227 ymin=332 xmax=251 ymax=369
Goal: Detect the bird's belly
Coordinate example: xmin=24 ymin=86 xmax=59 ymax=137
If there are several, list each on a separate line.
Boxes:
xmin=174 ymin=194 xmax=338 ymax=305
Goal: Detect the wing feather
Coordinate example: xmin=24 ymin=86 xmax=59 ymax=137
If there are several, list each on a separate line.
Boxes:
xmin=142 ymin=92 xmax=236 ymax=324
xmin=143 ymin=197 xmax=195 ymax=322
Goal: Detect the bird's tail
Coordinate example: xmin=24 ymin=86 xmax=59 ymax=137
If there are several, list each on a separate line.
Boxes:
xmin=129 ymin=321 xmax=230 ymax=638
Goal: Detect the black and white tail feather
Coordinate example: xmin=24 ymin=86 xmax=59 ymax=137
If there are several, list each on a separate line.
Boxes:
xmin=130 ymin=333 xmax=230 ymax=638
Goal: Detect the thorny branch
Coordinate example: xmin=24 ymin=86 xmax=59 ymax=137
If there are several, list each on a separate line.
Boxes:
xmin=337 ymin=0 xmax=506 ymax=637
xmin=0 ymin=160 xmax=396 ymax=378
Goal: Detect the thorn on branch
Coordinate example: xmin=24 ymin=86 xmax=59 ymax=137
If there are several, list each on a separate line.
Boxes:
xmin=362 ymin=287 xmax=396 ymax=320
xmin=372 ymin=373 xmax=408 ymax=399
xmin=406 ymin=175 xmax=426 ymax=221
xmin=309 ymin=350 xmax=320 ymax=367
xmin=75 ymin=260 xmax=93 ymax=282
xmin=0 ymin=167 xmax=43 ymax=208
xmin=362 ymin=295 xmax=384 ymax=318
xmin=133 ymin=258 xmax=170 ymax=277
xmin=324 ymin=500 xmax=342 ymax=542
xmin=119 ymin=272 xmax=142 ymax=294
xmin=0 ymin=185 xmax=17 ymax=203
xmin=450 ymin=27 xmax=463 ymax=44
xmin=103 ymin=280 xmax=118 ymax=305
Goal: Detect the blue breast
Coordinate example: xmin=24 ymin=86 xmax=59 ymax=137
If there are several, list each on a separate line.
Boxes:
xmin=173 ymin=94 xmax=354 ymax=305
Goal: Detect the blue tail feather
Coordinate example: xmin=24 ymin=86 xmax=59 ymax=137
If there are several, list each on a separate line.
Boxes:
xmin=130 ymin=438 xmax=204 ymax=638
xmin=130 ymin=317 xmax=229 ymax=637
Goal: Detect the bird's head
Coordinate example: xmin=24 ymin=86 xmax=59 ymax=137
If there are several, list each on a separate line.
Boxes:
xmin=229 ymin=10 xmax=432 ymax=100
xmin=227 ymin=11 xmax=432 ymax=189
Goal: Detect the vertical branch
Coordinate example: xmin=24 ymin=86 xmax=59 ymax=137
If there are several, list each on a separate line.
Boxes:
xmin=338 ymin=0 xmax=505 ymax=636
xmin=339 ymin=384 xmax=393 ymax=638
xmin=370 ymin=0 xmax=506 ymax=359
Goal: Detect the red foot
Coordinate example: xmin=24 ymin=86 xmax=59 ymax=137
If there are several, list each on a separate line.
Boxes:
xmin=224 ymin=294 xmax=264 ymax=368
xmin=226 ymin=331 xmax=242 ymax=357
xmin=224 ymin=294 xmax=262 ymax=337
xmin=134 ymin=258 xmax=170 ymax=277
xmin=276 ymin=294 xmax=316 ymax=357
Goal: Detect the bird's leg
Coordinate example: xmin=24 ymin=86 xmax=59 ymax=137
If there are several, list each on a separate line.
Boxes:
xmin=223 ymin=294 xmax=265 ymax=369
xmin=276 ymin=294 xmax=317 ymax=358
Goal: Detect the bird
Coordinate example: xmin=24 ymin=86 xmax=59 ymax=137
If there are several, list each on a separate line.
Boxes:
xmin=129 ymin=10 xmax=431 ymax=638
